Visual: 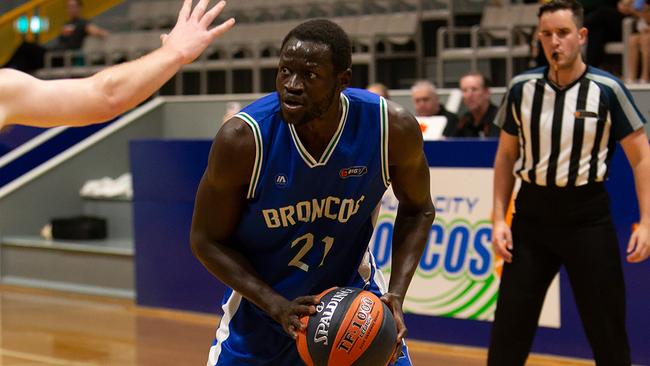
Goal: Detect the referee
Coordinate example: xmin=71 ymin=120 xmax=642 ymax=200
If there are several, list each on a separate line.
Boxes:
xmin=490 ymin=1 xmax=650 ymax=365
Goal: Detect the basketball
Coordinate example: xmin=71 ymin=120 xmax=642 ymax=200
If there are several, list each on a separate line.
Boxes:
xmin=296 ymin=287 xmax=397 ymax=366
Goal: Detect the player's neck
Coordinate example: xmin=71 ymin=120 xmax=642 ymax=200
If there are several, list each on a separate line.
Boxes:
xmin=294 ymin=97 xmax=343 ymax=158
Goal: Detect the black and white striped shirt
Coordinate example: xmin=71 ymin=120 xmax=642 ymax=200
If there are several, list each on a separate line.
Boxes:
xmin=495 ymin=66 xmax=646 ymax=187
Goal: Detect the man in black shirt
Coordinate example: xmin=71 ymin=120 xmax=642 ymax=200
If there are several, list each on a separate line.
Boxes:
xmin=52 ymin=0 xmax=110 ymax=51
xmin=409 ymin=80 xmax=459 ymax=138
xmin=447 ymin=72 xmax=499 ymax=138
xmin=5 ymin=0 xmax=109 ymax=72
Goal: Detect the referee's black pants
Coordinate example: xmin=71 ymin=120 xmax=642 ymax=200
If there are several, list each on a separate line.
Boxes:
xmin=488 ymin=182 xmax=631 ymax=366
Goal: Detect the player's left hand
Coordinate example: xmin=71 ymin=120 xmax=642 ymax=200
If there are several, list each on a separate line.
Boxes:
xmin=627 ymin=222 xmax=650 ymax=263
xmin=380 ymin=292 xmax=406 ymax=364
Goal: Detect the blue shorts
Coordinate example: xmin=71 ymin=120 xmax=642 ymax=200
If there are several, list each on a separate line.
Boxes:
xmin=206 ymin=265 xmax=412 ymax=365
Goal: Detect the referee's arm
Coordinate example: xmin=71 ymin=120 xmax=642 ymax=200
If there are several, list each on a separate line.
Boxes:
xmin=621 ymin=129 xmax=650 ymax=263
xmin=492 ymin=131 xmax=519 ymax=263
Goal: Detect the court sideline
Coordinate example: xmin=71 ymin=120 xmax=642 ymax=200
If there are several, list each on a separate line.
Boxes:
xmin=0 ymin=285 xmax=592 ymax=365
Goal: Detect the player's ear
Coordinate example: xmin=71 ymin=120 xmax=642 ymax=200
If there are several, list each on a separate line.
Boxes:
xmin=338 ymin=68 xmax=352 ymax=89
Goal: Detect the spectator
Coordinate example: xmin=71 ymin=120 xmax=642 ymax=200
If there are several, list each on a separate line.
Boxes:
xmin=410 ymin=80 xmax=459 ymax=138
xmin=4 ymin=0 xmax=109 ymax=72
xmin=529 ymin=0 xmax=551 ymax=68
xmin=366 ymin=82 xmax=390 ymax=99
xmin=448 ymin=72 xmax=499 ymax=138
xmin=582 ymin=0 xmax=624 ymax=69
xmin=620 ymin=0 xmax=650 ymax=83
xmin=52 ymin=0 xmax=110 ymax=52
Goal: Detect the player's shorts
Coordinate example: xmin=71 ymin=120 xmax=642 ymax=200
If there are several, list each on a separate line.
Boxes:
xmin=206 ymin=257 xmax=412 ymax=365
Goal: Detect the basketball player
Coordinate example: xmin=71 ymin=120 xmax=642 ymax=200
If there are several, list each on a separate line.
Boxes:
xmin=190 ymin=19 xmax=435 ymax=365
xmin=490 ymin=1 xmax=650 ymax=364
xmin=0 ymin=0 xmax=234 ymax=130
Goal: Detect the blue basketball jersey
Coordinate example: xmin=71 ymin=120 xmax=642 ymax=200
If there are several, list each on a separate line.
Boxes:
xmin=207 ymin=88 xmax=412 ymax=366
xmin=232 ymin=88 xmax=390 ymax=299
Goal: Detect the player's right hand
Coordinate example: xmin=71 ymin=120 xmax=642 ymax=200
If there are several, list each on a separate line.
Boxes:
xmin=271 ymin=295 xmax=319 ymax=339
xmin=492 ymin=220 xmax=513 ymax=263
xmin=161 ymin=0 xmax=235 ymax=65
xmin=380 ymin=292 xmax=407 ymax=364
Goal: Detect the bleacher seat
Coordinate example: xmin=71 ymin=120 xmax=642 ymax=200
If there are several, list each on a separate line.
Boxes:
xmin=437 ymin=4 xmax=537 ymax=87
xmin=127 ymin=2 xmax=156 ymax=30
xmin=37 ymin=0 xmax=447 ymax=93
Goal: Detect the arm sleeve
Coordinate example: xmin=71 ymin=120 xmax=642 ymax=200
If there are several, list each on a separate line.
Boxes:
xmin=493 ymin=89 xmax=519 ymax=136
xmin=606 ymin=80 xmax=646 ymax=141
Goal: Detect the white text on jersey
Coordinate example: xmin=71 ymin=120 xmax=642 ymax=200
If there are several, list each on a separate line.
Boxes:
xmin=262 ymin=196 xmax=366 ymax=228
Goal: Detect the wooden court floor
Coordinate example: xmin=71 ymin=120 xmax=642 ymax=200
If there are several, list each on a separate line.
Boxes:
xmin=0 ymin=285 xmax=592 ymax=366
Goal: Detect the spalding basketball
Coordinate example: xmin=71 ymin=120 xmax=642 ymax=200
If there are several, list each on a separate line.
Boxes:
xmin=296 ymin=287 xmax=397 ymax=366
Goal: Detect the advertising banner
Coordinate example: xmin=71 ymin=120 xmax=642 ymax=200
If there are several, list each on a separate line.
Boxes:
xmin=369 ymin=168 xmax=560 ymax=327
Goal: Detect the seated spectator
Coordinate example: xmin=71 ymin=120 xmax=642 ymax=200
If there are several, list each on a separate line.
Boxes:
xmin=447 ymin=72 xmax=499 ymax=138
xmin=366 ymin=83 xmax=390 ymax=99
xmin=410 ymin=80 xmax=459 ymax=139
xmin=4 ymin=0 xmax=109 ymax=72
xmin=583 ymin=0 xmax=625 ymax=69
xmin=620 ymin=0 xmax=650 ymax=83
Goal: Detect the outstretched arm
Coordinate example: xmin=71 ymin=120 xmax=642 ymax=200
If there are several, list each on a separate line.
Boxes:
xmin=383 ymin=100 xmax=435 ymax=362
xmin=0 ymin=0 xmax=234 ymax=128
xmin=86 ymin=23 xmax=110 ymax=39
xmin=621 ymin=128 xmax=650 ymax=263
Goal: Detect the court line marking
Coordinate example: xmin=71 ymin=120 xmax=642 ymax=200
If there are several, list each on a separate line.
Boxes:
xmin=407 ymin=340 xmax=593 ymax=365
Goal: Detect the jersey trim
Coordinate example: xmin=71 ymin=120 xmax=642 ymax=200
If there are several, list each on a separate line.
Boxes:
xmin=508 ymin=72 xmax=544 ymax=89
xmin=288 ymin=93 xmax=350 ymax=168
xmin=585 ymin=73 xmax=644 ymax=131
xmin=208 ymin=291 xmax=242 ymax=366
xmin=234 ymin=112 xmax=263 ymax=199
xmin=380 ymin=96 xmax=391 ymax=188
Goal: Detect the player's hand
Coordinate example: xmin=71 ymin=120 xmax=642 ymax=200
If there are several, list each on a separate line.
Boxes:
xmin=160 ymin=0 xmax=235 ymax=65
xmin=380 ymin=292 xmax=406 ymax=364
xmin=270 ymin=295 xmax=319 ymax=339
xmin=627 ymin=222 xmax=650 ymax=263
xmin=492 ymin=220 xmax=513 ymax=263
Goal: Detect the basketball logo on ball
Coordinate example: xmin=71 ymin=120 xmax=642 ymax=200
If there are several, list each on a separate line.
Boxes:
xmin=296 ymin=287 xmax=397 ymax=366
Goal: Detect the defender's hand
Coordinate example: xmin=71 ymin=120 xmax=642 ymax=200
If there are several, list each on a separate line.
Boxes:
xmin=160 ymin=0 xmax=235 ymax=65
